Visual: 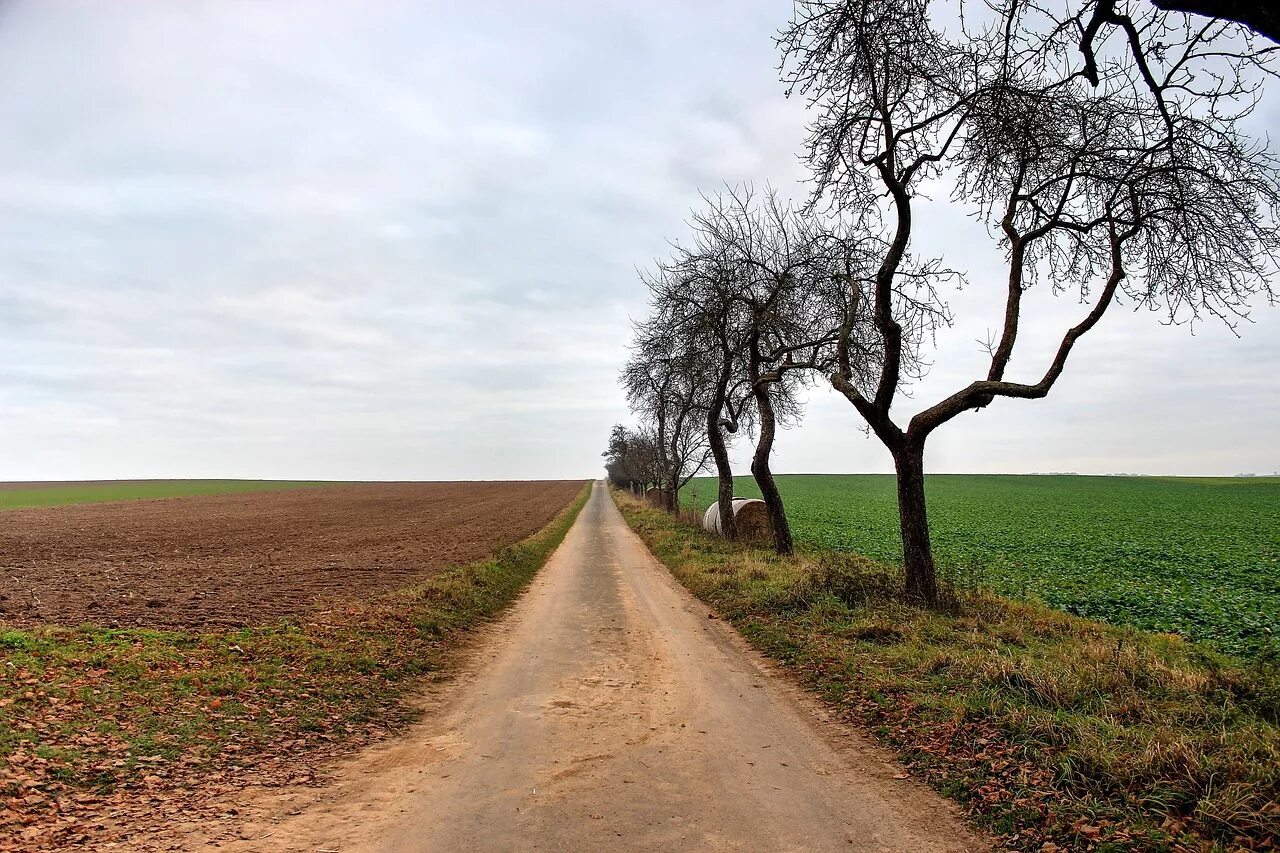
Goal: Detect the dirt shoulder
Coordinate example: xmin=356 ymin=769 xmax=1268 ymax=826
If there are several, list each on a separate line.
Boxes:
xmin=1 ymin=480 xmax=583 ymax=628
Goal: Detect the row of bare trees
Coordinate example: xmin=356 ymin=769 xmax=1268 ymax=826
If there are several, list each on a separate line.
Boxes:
xmin=609 ymin=0 xmax=1278 ymax=606
xmin=606 ymin=187 xmax=891 ymax=553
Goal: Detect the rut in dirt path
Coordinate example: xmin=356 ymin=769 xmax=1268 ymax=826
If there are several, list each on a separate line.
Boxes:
xmin=183 ymin=481 xmax=987 ymax=853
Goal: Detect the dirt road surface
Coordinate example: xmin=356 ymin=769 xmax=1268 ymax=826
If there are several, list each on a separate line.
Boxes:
xmin=173 ymin=482 xmax=984 ymax=852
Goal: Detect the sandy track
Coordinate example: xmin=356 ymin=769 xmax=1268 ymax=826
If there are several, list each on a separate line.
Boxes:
xmin=163 ymin=481 xmax=985 ymax=852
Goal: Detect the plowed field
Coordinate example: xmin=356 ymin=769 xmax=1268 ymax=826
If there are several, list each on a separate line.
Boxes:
xmin=0 ymin=481 xmax=584 ymax=629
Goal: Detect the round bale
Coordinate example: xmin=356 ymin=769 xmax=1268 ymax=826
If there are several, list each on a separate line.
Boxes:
xmin=702 ymin=498 xmax=773 ymax=541
xmin=645 ymin=487 xmax=670 ymax=508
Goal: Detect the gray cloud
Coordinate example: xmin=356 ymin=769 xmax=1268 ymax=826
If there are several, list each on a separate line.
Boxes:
xmin=0 ymin=0 xmax=1275 ymax=480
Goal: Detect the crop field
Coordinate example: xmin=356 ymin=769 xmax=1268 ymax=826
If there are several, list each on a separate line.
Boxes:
xmin=0 ymin=480 xmax=585 ymax=629
xmin=0 ymin=479 xmax=333 ymax=510
xmin=686 ymin=474 xmax=1280 ymax=657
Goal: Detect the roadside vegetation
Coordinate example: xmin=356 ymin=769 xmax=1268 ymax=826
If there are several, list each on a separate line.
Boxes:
xmin=608 ymin=0 xmax=1278 ymax=612
xmin=616 ymin=490 xmax=1280 ymax=852
xmin=601 ymin=3 xmax=1279 ymax=845
xmin=0 ymin=479 xmax=332 ymax=511
xmin=0 ymin=482 xmax=590 ymax=849
xmin=685 ymin=474 xmax=1280 ymax=659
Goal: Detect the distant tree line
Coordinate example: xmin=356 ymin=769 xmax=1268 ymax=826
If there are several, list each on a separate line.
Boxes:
xmin=606 ymin=0 xmax=1278 ymax=606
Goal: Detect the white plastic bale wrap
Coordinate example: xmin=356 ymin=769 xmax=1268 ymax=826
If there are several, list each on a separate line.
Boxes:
xmin=701 ymin=503 xmax=721 ymax=534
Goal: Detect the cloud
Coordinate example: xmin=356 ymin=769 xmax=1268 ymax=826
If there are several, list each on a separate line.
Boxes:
xmin=0 ymin=0 xmax=1275 ymax=480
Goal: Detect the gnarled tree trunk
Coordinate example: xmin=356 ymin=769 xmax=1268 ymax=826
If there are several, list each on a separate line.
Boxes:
xmin=707 ymin=412 xmax=736 ymax=538
xmin=707 ymin=333 xmax=737 ymax=538
xmin=892 ymin=441 xmax=939 ymax=606
xmin=750 ymin=376 xmax=793 ymax=555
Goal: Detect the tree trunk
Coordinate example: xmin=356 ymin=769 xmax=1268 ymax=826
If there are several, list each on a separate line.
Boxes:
xmin=750 ymin=382 xmax=793 ymax=555
xmin=707 ymin=417 xmax=736 ymax=538
xmin=707 ymin=344 xmax=736 ymax=538
xmin=892 ymin=443 xmax=939 ymax=606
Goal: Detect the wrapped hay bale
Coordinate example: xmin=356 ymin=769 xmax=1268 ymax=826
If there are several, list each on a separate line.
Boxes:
xmin=645 ymin=487 xmax=672 ymax=508
xmin=702 ymin=502 xmax=720 ymax=533
xmin=702 ymin=499 xmax=773 ymax=541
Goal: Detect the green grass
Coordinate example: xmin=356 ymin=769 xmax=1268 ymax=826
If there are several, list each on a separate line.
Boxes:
xmin=0 ymin=482 xmax=591 ymax=848
xmin=684 ymin=474 xmax=1280 ymax=658
xmin=619 ymin=492 xmax=1280 ymax=851
xmin=0 ymin=479 xmax=336 ymax=510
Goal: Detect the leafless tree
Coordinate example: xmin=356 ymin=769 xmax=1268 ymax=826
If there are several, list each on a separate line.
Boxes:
xmin=621 ymin=320 xmax=714 ymax=510
xmin=603 ymin=424 xmax=663 ymax=492
xmin=639 ymin=254 xmax=750 ymax=538
xmin=780 ymin=0 xmax=1280 ymax=604
xmin=689 ymin=186 xmax=886 ymax=554
xmin=1070 ymin=0 xmax=1279 ymax=92
xmin=637 ymin=186 xmax=887 ymax=554
xmin=1150 ymin=2 xmax=1277 ymax=42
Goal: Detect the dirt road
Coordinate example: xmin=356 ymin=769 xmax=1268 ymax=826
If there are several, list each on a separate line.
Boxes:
xmin=183 ymin=481 xmax=983 ymax=852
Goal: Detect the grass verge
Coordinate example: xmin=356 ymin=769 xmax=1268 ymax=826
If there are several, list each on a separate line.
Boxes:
xmin=683 ymin=473 xmax=1280 ymax=658
xmin=617 ymin=491 xmax=1280 ymax=852
xmin=0 ymin=481 xmax=591 ymax=849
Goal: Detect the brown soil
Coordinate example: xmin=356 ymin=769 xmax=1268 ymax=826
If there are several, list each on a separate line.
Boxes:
xmin=0 ymin=481 xmax=584 ymax=630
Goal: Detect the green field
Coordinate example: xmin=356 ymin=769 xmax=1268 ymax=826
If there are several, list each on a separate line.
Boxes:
xmin=686 ymin=474 xmax=1280 ymax=657
xmin=0 ymin=479 xmax=334 ymax=510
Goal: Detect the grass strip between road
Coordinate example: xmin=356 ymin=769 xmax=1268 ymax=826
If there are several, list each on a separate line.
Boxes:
xmin=615 ymin=491 xmax=1280 ymax=853
xmin=0 ymin=480 xmax=591 ymax=850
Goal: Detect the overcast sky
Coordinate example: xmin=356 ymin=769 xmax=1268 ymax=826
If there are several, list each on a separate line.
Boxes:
xmin=0 ymin=0 xmax=1276 ymax=481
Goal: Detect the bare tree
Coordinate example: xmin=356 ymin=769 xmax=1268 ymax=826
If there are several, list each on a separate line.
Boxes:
xmin=689 ymin=186 xmax=883 ymax=555
xmin=780 ymin=0 xmax=1279 ymax=603
xmin=637 ymin=186 xmax=885 ymax=554
xmin=627 ymin=429 xmax=665 ymax=493
xmin=1149 ymin=2 xmax=1278 ymax=42
xmin=640 ymin=245 xmax=750 ymax=538
xmin=621 ymin=321 xmax=714 ymax=510
xmin=603 ymin=424 xmax=661 ymax=492
xmin=1072 ymin=0 xmax=1279 ymax=91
